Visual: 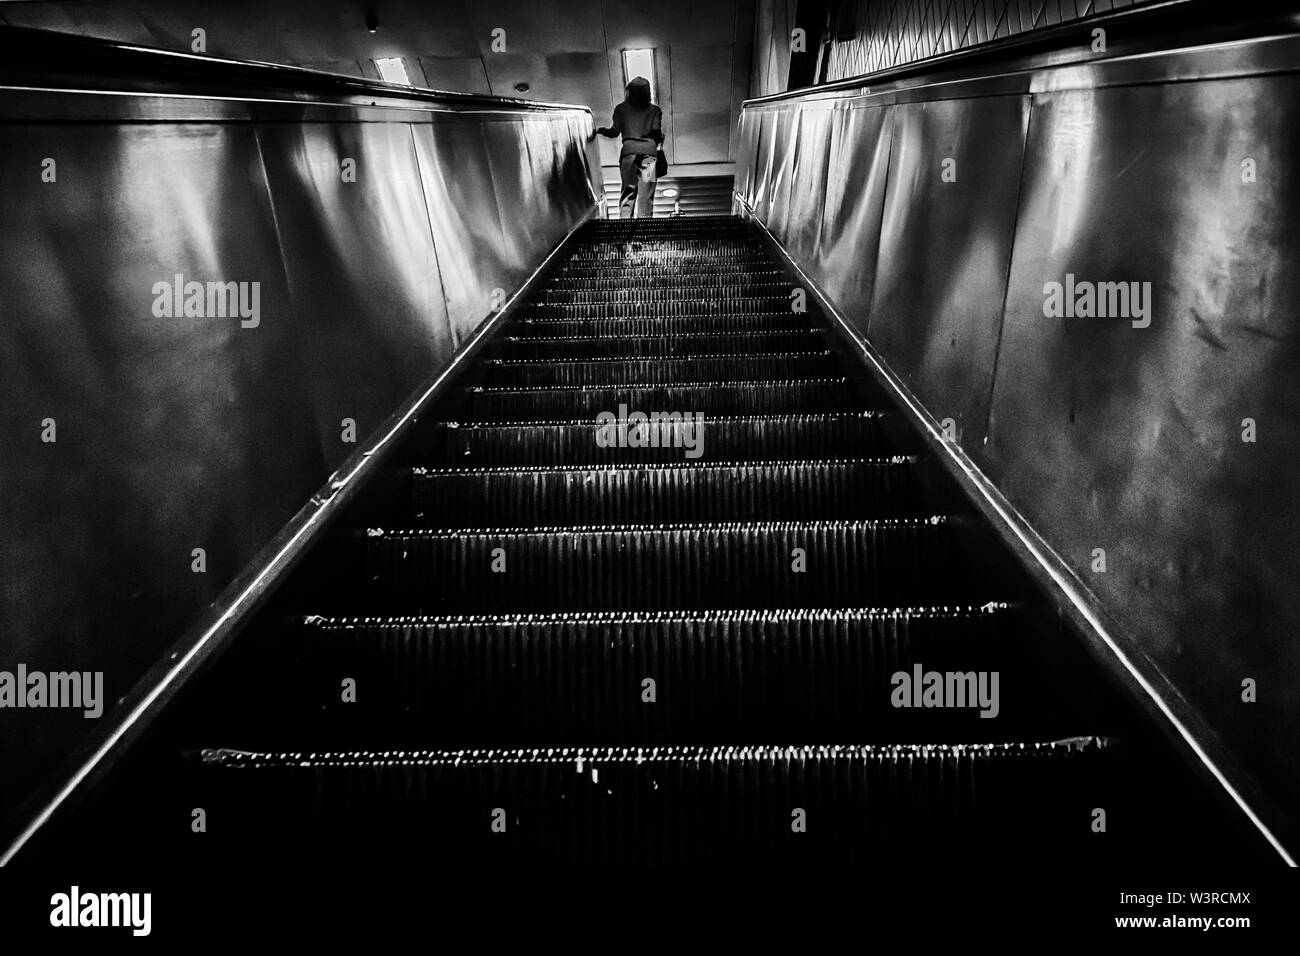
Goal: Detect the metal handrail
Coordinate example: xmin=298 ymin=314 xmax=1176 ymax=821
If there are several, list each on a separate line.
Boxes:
xmin=0 ymin=24 xmax=591 ymax=115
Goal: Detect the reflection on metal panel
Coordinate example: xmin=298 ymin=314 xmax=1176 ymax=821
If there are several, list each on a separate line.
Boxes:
xmin=738 ymin=98 xmax=894 ymax=333
xmin=736 ymin=34 xmax=1300 ymax=851
xmin=412 ymin=120 xmax=512 ymax=347
xmin=0 ymin=119 xmax=315 ymax=811
xmin=988 ymin=76 xmax=1300 ymax=826
xmin=868 ymin=96 xmax=1029 ymax=442
xmin=255 ymin=121 xmax=453 ymax=471
xmin=764 ymin=108 xmax=799 ymax=240
xmin=783 ymin=104 xmax=835 ymax=262
xmin=815 ymin=103 xmax=893 ymax=326
xmin=0 ymin=76 xmax=595 ymax=818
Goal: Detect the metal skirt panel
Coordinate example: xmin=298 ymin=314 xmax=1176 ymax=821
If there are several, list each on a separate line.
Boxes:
xmin=809 ymin=103 xmax=894 ymax=336
xmin=737 ymin=99 xmax=896 ymax=340
xmin=0 ymin=117 xmax=317 ymax=810
xmin=782 ymin=104 xmax=836 ymax=264
xmin=735 ymin=49 xmax=1300 ymax=842
xmin=0 ymin=100 xmax=595 ymax=817
xmin=410 ymin=119 xmax=512 ymax=347
xmin=254 ymin=120 xmax=454 ymax=473
xmin=868 ymin=95 xmax=1030 ymax=443
xmin=988 ymin=75 xmax=1300 ymax=817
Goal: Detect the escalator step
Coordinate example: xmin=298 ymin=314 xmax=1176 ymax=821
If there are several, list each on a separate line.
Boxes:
xmin=479 ymin=353 xmax=836 ymax=387
xmin=499 ymin=330 xmax=826 ymax=359
xmin=514 ymin=314 xmax=817 ymax=336
xmin=569 ymin=242 xmax=762 ymax=257
xmin=363 ymin=518 xmax=956 ymax=611
xmin=461 ymin=378 xmax=863 ymax=420
xmin=564 ymin=255 xmax=773 ymax=269
xmin=268 ymin=605 xmax=1042 ymax=746
xmin=537 ymin=283 xmax=790 ymax=303
xmin=194 ymin=739 xmax=1114 ymax=863
xmin=546 ymin=272 xmax=784 ymax=290
xmin=424 ymin=413 xmax=890 ymax=466
xmin=556 ymin=261 xmax=777 ymax=278
xmin=528 ymin=298 xmax=793 ymax=319
xmin=410 ymin=458 xmax=918 ymax=525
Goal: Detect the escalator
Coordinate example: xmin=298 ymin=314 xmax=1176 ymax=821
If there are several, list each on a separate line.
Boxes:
xmin=34 ymin=215 xmax=1267 ymax=866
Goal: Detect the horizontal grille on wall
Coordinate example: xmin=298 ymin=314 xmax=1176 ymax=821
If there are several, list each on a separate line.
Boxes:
xmin=601 ymin=175 xmax=735 ymax=218
xmin=823 ymin=0 xmax=1162 ymax=81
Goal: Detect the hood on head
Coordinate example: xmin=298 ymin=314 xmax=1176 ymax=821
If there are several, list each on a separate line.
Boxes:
xmin=626 ymin=75 xmax=652 ymax=106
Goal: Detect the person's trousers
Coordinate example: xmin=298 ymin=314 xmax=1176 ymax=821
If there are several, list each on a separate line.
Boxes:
xmin=618 ymin=153 xmax=657 ymax=219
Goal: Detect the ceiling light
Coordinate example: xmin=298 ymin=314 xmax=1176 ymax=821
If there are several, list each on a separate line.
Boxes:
xmin=374 ymin=57 xmax=411 ymax=85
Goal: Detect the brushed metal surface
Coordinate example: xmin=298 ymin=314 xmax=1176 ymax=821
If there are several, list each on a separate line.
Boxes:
xmin=738 ymin=97 xmax=895 ymax=335
xmin=815 ymin=103 xmax=894 ymax=328
xmin=412 ymin=118 xmax=508 ymax=344
xmin=0 ymin=118 xmax=316 ymax=813
xmin=987 ymin=75 xmax=1300 ymax=827
xmin=254 ymin=120 xmax=453 ymax=473
xmin=0 ymin=58 xmax=596 ymax=819
xmin=868 ymin=95 xmax=1029 ymax=445
xmin=735 ymin=27 xmax=1300 ymax=854
xmin=781 ymin=102 xmax=835 ymax=262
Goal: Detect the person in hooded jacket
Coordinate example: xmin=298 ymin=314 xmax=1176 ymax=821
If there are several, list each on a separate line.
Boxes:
xmin=595 ymin=76 xmax=663 ymax=219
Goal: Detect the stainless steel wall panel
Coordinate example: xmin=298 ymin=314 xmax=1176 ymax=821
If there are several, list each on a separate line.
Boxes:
xmin=737 ymin=99 xmax=894 ymax=334
xmin=734 ymin=106 xmax=762 ymax=207
xmin=985 ymin=76 xmax=1300 ymax=818
xmin=782 ymin=103 xmax=836 ymax=265
xmin=411 ymin=119 xmax=512 ymax=347
xmin=0 ymin=119 xmax=316 ymax=811
xmin=480 ymin=114 xmax=594 ymax=290
xmin=867 ymin=95 xmax=1029 ymax=444
xmin=811 ymin=102 xmax=894 ymax=334
xmin=481 ymin=119 xmax=546 ymax=291
xmin=762 ymin=106 xmax=799 ymax=239
xmin=736 ymin=28 xmax=1300 ymax=852
xmin=736 ymin=105 xmax=771 ymax=218
xmin=0 ymin=61 xmax=596 ymax=821
xmin=253 ymin=120 xmax=452 ymax=472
